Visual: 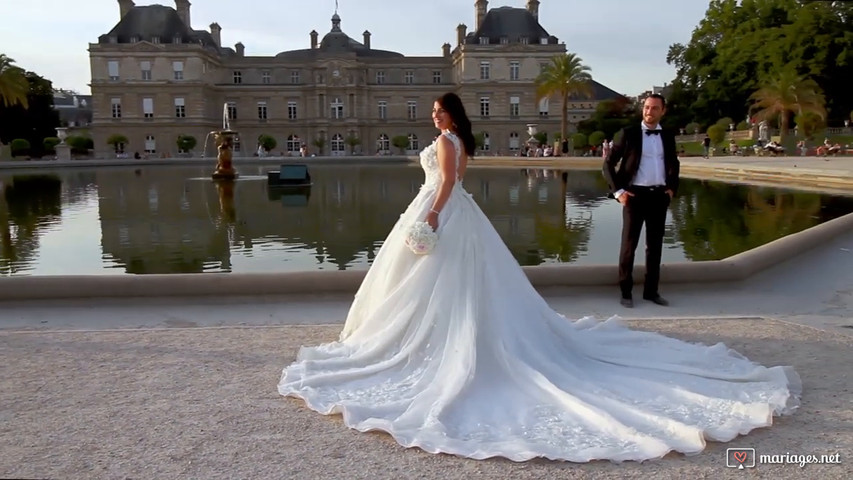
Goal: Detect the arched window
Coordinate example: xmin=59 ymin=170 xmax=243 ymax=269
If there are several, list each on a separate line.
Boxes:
xmin=286 ymin=134 xmax=301 ymax=154
xmin=407 ymin=133 xmax=419 ymax=151
xmin=331 ymin=133 xmax=345 ymax=155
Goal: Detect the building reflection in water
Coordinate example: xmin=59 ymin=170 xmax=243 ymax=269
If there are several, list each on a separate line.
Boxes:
xmin=2 ymin=164 xmax=852 ymax=275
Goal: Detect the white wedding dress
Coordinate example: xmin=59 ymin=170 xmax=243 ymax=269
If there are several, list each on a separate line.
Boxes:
xmin=278 ymin=131 xmax=801 ymax=463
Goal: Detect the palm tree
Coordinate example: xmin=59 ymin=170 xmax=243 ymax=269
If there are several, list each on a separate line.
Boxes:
xmin=749 ymin=70 xmax=826 ymax=144
xmin=0 ymin=54 xmax=29 ymax=109
xmin=535 ymin=53 xmax=594 ymax=146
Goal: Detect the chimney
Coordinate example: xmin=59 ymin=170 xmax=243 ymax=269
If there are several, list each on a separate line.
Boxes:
xmin=175 ymin=0 xmax=191 ymax=27
xmin=209 ymin=22 xmax=221 ymax=47
xmin=235 ymin=42 xmax=244 ymax=56
xmin=310 ymin=30 xmax=318 ymax=49
xmin=363 ymin=30 xmax=371 ymax=49
xmin=526 ymin=0 xmax=540 ymax=20
xmin=475 ymin=0 xmax=488 ymax=31
xmin=442 ymin=43 xmax=451 ymax=57
xmin=118 ymin=0 xmax=134 ymax=19
xmin=456 ymin=24 xmax=467 ymax=46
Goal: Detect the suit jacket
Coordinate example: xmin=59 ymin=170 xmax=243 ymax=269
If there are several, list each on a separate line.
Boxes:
xmin=602 ymin=125 xmax=680 ymax=198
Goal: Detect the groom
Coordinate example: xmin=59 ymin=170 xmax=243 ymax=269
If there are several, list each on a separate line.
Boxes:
xmin=602 ymin=94 xmax=680 ymax=308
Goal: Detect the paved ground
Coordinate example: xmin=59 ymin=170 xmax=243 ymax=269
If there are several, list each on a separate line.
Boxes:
xmin=0 ymin=155 xmax=851 ymax=479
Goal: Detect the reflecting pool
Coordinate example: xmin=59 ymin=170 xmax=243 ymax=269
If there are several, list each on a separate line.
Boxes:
xmin=1 ymin=163 xmax=851 ymax=275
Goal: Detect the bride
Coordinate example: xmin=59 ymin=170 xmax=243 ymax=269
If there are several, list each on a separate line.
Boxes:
xmin=278 ymin=92 xmax=801 ymax=463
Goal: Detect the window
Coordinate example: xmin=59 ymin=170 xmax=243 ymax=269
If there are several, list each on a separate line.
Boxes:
xmin=433 ymin=71 xmax=442 ymax=84
xmin=233 ymin=136 xmax=241 ymax=152
xmin=480 ymin=96 xmax=490 ymax=117
xmin=331 ymin=133 xmax=345 ymax=155
xmin=500 ymin=36 xmax=508 ymax=44
xmin=262 ymin=71 xmax=271 ymax=84
xmin=330 ymin=97 xmax=344 ymax=119
xmin=233 ymin=71 xmax=242 ymax=84
xmin=520 ymin=36 xmax=529 ymax=44
xmin=378 ymin=101 xmax=387 ymax=120
xmin=510 ymin=61 xmax=520 ymax=81
xmin=174 ymin=97 xmax=185 ymax=118
xmin=144 ymin=135 xmax=156 ymax=154
xmin=227 ymin=102 xmax=237 ymax=120
xmin=509 ymin=132 xmax=520 ymax=151
xmin=407 ymin=134 xmax=419 ymax=151
xmin=510 ymin=96 xmax=520 ymax=117
xmin=540 ymin=37 xmax=549 ymax=44
xmin=142 ymin=97 xmax=154 ymax=118
xmin=291 ymin=71 xmax=300 ymax=84
xmin=376 ymin=134 xmax=389 ymax=153
xmin=479 ymin=36 xmax=489 ymax=45
xmin=482 ymin=132 xmax=490 ymax=151
xmin=286 ymin=135 xmax=301 ymax=154
xmin=108 ymin=60 xmax=119 ymax=81
xmin=173 ymin=61 xmax=183 ymax=80
xmin=130 ymin=35 xmax=139 ymax=43
xmin=151 ymin=36 xmax=160 ymax=44
xmin=407 ymin=101 xmax=417 ymax=120
xmin=480 ymin=62 xmax=490 ymax=80
xmin=111 ymin=97 xmax=122 ymax=118
xmin=173 ymin=35 xmax=182 ymax=44
xmin=287 ymin=101 xmax=297 ymax=120
xmin=257 ymin=101 xmax=267 ymax=120
xmin=141 ymin=61 xmax=152 ymax=80
xmin=405 ymin=71 xmax=414 ymax=84
xmin=376 ymin=71 xmax=385 ymax=84
xmin=539 ymin=97 xmax=549 ymax=117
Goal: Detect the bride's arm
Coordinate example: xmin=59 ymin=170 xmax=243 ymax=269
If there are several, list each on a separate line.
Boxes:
xmin=425 ymin=135 xmax=456 ymax=230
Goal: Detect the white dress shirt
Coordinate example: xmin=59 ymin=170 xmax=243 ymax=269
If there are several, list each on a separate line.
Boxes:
xmin=615 ymin=123 xmax=666 ymax=200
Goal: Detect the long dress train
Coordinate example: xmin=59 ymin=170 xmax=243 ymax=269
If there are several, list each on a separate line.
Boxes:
xmin=278 ymin=131 xmax=800 ymax=463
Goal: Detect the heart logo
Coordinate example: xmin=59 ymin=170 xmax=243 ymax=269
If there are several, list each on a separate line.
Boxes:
xmin=733 ymin=451 xmax=748 ymax=463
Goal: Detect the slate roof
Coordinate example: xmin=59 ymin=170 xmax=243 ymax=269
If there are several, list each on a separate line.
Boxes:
xmin=468 ymin=6 xmax=557 ymax=44
xmin=276 ymin=13 xmax=403 ymax=59
xmin=570 ymin=80 xmax=623 ymax=101
xmin=97 ymin=5 xmax=222 ymax=53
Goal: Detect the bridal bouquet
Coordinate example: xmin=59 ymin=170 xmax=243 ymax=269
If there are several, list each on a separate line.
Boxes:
xmin=404 ymin=221 xmax=438 ymax=255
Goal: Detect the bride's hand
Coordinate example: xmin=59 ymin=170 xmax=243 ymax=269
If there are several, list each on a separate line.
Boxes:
xmin=426 ymin=211 xmax=439 ymax=231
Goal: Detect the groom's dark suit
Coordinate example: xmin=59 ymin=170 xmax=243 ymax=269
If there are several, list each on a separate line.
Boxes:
xmin=602 ymin=125 xmax=680 ymax=300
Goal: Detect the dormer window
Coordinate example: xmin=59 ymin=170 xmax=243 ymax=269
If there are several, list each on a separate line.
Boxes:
xmin=130 ymin=36 xmax=139 ymax=43
xmin=520 ymin=36 xmax=529 ymax=44
xmin=500 ymin=36 xmax=508 ymax=44
xmin=151 ymin=36 xmax=160 ymax=44
xmin=479 ymin=36 xmax=489 ymax=45
xmin=108 ymin=36 xmax=117 ymax=44
xmin=540 ymin=37 xmax=549 ymax=44
xmin=173 ymin=35 xmax=182 ymax=44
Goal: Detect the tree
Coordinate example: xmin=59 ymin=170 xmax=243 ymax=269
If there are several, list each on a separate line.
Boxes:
xmin=391 ymin=135 xmax=409 ymax=154
xmin=570 ymin=133 xmax=587 ymax=153
xmin=43 ymin=136 xmax=59 ymax=153
xmin=577 ymin=96 xmax=639 ymax=139
xmin=0 ymin=54 xmax=29 ymax=109
xmin=66 ymin=135 xmax=92 ymax=155
xmin=535 ymin=53 xmax=594 ymax=144
xmin=474 ymin=132 xmax=486 ymax=151
xmin=106 ymin=134 xmax=129 ymax=153
xmin=666 ymin=0 xmax=852 ymax=127
xmin=588 ymin=131 xmax=606 ymax=148
xmin=312 ymin=137 xmax=326 ymax=155
xmin=794 ymin=111 xmax=825 ymax=139
xmin=10 ymin=138 xmax=30 ymax=157
xmin=749 ymin=70 xmax=826 ymax=144
xmin=344 ymin=135 xmax=361 ymax=154
xmin=0 ymin=70 xmax=59 ymax=155
xmin=706 ymin=124 xmax=726 ymax=147
xmin=258 ymin=134 xmax=276 ymax=152
xmin=176 ymin=134 xmax=197 ymax=153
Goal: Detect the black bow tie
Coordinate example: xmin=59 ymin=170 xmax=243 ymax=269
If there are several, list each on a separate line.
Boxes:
xmin=645 ymin=130 xmax=661 ymax=136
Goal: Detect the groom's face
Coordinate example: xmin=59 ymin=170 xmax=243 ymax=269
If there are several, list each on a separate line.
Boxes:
xmin=642 ymin=97 xmax=665 ymax=126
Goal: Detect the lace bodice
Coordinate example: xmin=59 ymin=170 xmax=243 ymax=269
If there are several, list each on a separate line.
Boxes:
xmin=420 ymin=131 xmax=463 ymax=188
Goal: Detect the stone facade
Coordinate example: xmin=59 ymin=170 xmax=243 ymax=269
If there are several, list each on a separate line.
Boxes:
xmin=89 ymin=1 xmax=620 ymax=158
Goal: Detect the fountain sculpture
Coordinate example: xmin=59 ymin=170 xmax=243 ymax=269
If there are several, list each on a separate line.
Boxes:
xmin=211 ymin=103 xmax=239 ymax=180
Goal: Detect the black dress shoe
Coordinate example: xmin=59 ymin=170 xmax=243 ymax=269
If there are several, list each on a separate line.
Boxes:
xmin=643 ymin=295 xmax=669 ymax=306
xmin=620 ymin=297 xmax=634 ymax=308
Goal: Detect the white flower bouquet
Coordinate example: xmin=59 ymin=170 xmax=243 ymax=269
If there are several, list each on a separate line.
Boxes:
xmin=404 ymin=221 xmax=438 ymax=255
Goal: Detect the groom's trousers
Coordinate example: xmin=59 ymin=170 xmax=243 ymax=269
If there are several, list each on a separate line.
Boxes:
xmin=618 ymin=185 xmax=670 ymax=298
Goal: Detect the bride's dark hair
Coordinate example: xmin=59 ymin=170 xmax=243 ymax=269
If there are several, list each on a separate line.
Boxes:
xmin=437 ymin=92 xmax=476 ymax=157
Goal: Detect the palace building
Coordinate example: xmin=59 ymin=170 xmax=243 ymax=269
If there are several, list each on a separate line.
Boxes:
xmin=88 ymin=0 xmax=620 ymax=157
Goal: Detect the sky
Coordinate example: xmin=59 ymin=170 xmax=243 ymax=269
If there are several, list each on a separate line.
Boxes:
xmin=1 ymin=0 xmax=710 ymax=97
